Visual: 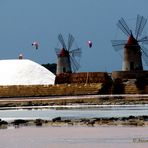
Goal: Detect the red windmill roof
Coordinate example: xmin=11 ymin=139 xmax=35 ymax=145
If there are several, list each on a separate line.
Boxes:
xmin=125 ymin=34 xmax=138 ymax=47
xmin=59 ymin=48 xmax=69 ymax=57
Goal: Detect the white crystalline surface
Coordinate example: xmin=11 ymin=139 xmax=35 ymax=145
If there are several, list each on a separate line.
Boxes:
xmin=0 ymin=59 xmax=55 ymax=85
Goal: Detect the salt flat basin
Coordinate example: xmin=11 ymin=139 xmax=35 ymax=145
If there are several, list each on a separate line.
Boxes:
xmin=0 ymin=104 xmax=148 ymax=121
xmin=0 ymin=126 xmax=148 ymax=148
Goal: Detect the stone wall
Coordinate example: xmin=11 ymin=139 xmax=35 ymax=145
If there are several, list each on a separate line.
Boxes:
xmin=0 ymin=80 xmax=148 ymax=98
xmin=124 ymin=84 xmax=140 ymax=94
xmin=112 ymin=71 xmax=148 ymax=80
xmin=56 ymin=72 xmax=111 ymax=84
xmin=0 ymin=83 xmax=103 ymax=97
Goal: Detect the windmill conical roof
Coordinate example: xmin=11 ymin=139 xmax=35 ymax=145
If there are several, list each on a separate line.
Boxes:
xmin=0 ymin=59 xmax=55 ymax=85
xmin=126 ymin=34 xmax=138 ymax=46
xmin=59 ymin=48 xmax=69 ymax=57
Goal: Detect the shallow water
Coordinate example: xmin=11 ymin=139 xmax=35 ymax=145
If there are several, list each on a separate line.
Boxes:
xmin=0 ymin=126 xmax=147 ymax=148
xmin=0 ymin=105 xmax=148 ymax=121
xmin=0 ymin=104 xmax=148 ymax=121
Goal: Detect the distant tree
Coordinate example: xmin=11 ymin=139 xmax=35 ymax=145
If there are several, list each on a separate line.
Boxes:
xmin=42 ymin=63 xmax=57 ymax=74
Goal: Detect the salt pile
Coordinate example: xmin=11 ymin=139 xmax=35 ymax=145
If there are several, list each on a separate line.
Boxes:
xmin=0 ymin=59 xmax=55 ymax=85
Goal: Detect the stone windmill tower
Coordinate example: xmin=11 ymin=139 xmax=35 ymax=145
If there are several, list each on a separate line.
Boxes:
xmin=55 ymin=34 xmax=81 ymax=75
xmin=111 ymin=15 xmax=148 ymax=71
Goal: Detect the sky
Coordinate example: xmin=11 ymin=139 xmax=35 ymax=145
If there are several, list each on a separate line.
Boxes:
xmin=0 ymin=0 xmax=148 ymax=72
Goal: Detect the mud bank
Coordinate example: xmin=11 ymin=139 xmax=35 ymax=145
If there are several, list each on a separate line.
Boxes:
xmin=0 ymin=115 xmax=148 ymax=129
xmin=0 ymin=95 xmax=148 ymax=107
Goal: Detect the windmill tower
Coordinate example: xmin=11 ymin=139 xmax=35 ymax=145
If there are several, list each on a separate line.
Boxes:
xmin=111 ymin=15 xmax=148 ymax=71
xmin=55 ymin=34 xmax=81 ymax=75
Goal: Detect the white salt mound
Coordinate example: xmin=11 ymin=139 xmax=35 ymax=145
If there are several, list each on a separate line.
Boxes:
xmin=0 ymin=59 xmax=55 ymax=85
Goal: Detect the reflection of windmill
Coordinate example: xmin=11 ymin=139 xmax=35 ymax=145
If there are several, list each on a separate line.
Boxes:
xmin=111 ymin=15 xmax=148 ymax=71
xmin=55 ymin=33 xmax=81 ymax=75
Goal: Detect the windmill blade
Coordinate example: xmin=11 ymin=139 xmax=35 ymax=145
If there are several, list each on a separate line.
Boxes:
xmin=117 ymin=17 xmax=131 ymax=36
xmin=68 ymin=34 xmax=75 ymax=51
xmin=135 ymin=15 xmax=147 ymax=39
xmin=111 ymin=40 xmax=127 ymax=51
xmin=58 ymin=34 xmax=67 ymax=49
xmin=138 ymin=36 xmax=148 ymax=44
xmin=55 ymin=48 xmax=61 ymax=55
xmin=140 ymin=45 xmax=148 ymax=66
xmin=70 ymin=56 xmax=80 ymax=72
xmin=70 ymin=48 xmax=82 ymax=57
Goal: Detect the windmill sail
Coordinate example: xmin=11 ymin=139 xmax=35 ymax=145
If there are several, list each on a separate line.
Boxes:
xmin=68 ymin=34 xmax=74 ymax=50
xmin=140 ymin=45 xmax=148 ymax=66
xmin=70 ymin=48 xmax=81 ymax=57
xmin=138 ymin=36 xmax=148 ymax=44
xmin=135 ymin=15 xmax=147 ymax=39
xmin=58 ymin=34 xmax=67 ymax=50
xmin=111 ymin=40 xmax=127 ymax=51
xmin=70 ymin=56 xmax=80 ymax=72
xmin=117 ymin=17 xmax=131 ymax=36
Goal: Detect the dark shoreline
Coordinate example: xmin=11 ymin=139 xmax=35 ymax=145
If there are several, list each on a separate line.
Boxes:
xmin=0 ymin=115 xmax=148 ymax=129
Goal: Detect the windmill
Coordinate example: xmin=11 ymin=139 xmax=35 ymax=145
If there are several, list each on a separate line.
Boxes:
xmin=55 ymin=33 xmax=81 ymax=75
xmin=111 ymin=15 xmax=148 ymax=71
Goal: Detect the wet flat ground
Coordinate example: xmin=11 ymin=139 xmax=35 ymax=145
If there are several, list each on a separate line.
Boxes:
xmin=0 ymin=126 xmax=148 ymax=148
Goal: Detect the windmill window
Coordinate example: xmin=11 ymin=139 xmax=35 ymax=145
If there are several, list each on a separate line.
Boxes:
xmin=130 ymin=62 xmax=134 ymax=70
xmin=63 ymin=67 xmax=66 ymax=73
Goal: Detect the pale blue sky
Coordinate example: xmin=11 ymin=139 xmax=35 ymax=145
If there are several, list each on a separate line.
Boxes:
xmin=0 ymin=0 xmax=148 ymax=72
